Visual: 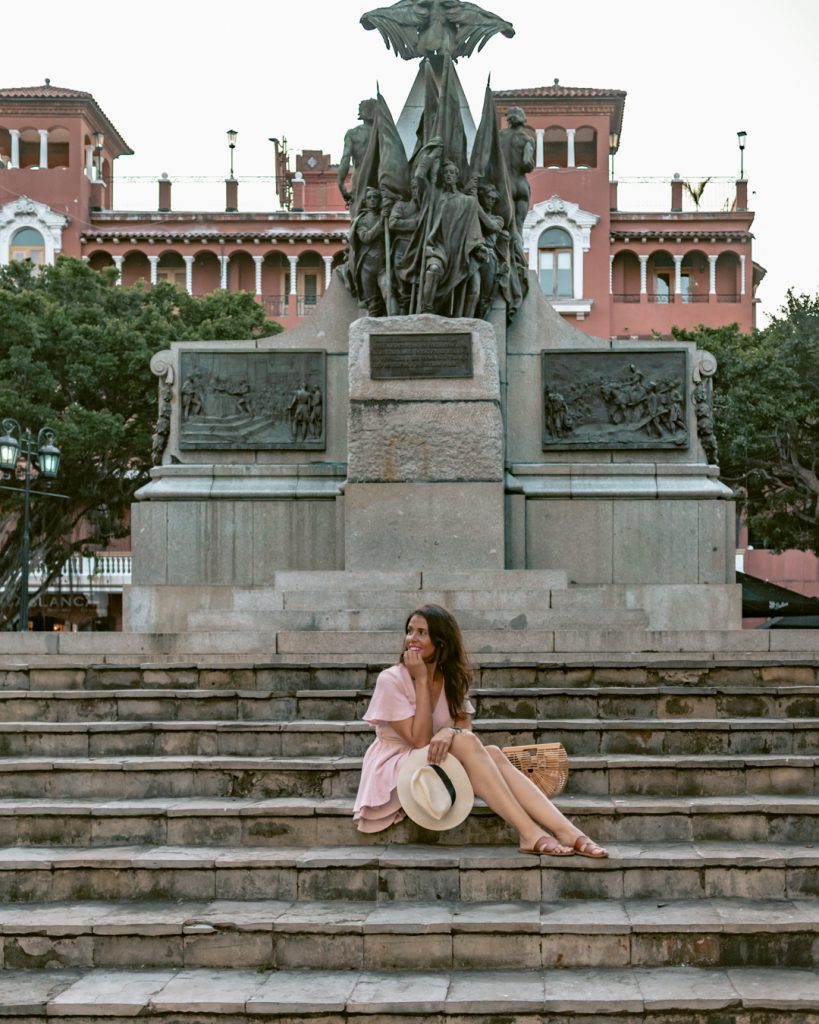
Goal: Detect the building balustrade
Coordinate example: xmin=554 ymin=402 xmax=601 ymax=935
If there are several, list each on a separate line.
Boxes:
xmin=614 ymin=291 xmax=737 ymax=305
xmin=29 ymin=553 xmax=132 ymax=589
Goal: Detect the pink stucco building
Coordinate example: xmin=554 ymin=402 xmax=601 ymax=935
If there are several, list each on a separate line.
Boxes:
xmin=4 ymin=79 xmax=811 ymax=628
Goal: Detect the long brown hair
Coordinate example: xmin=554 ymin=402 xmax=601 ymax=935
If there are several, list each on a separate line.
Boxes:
xmin=402 ymin=604 xmax=473 ymax=720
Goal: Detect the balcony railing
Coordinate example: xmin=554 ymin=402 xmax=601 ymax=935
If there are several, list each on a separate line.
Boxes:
xmin=29 ymin=554 xmax=133 ymax=589
xmin=615 ymin=176 xmax=740 ymax=213
xmin=614 ymin=292 xmax=737 ymax=305
xmin=263 ymin=294 xmax=289 ymax=317
xmin=263 ymin=294 xmax=320 ymax=318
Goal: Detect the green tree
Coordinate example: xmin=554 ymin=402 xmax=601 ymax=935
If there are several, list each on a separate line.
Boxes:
xmin=675 ymin=291 xmax=819 ymax=553
xmin=0 ymin=257 xmax=281 ymax=628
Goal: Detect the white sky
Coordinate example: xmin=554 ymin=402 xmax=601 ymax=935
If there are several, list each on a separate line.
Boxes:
xmin=5 ymin=0 xmax=818 ymax=323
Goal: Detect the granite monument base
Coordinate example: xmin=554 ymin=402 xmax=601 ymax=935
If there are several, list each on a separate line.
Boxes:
xmin=344 ymin=314 xmax=505 ymax=571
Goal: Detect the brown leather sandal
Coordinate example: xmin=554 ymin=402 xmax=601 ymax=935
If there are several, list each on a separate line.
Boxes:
xmin=519 ymin=834 xmax=575 ymax=857
xmin=572 ymin=834 xmax=609 ymax=858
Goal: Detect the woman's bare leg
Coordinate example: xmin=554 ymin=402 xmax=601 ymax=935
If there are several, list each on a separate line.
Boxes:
xmin=485 ymin=745 xmax=608 ymax=856
xmin=449 ymin=732 xmax=572 ymax=853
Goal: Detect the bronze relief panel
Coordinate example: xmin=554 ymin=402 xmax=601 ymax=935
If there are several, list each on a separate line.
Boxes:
xmin=179 ymin=349 xmax=326 ymax=450
xmin=542 ymin=349 xmax=689 ymax=450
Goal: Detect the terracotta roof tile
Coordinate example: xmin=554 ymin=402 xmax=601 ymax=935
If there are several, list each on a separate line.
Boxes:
xmin=494 ymin=85 xmax=626 ymax=99
xmin=0 ymin=84 xmax=93 ymax=99
xmin=0 ymin=83 xmax=132 ymax=155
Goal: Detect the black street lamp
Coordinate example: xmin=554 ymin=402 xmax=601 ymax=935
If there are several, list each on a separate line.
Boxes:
xmin=737 ymin=131 xmax=747 ymax=180
xmin=608 ymin=131 xmax=620 ymax=180
xmin=0 ymin=419 xmax=66 ymax=631
xmin=227 ymin=129 xmax=238 ymax=179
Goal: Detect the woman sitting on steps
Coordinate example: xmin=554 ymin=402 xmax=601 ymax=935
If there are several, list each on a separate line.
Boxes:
xmin=353 ymin=603 xmax=608 ymax=857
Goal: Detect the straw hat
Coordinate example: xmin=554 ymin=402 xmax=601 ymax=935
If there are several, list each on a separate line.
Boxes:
xmin=397 ymin=746 xmax=474 ymax=831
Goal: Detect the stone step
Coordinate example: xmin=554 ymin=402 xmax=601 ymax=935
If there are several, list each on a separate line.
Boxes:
xmin=0 ymin=753 xmax=814 ymax=800
xmin=280 ymin=586 xmax=591 ymax=611
xmin=0 ymin=898 xmax=815 ymax=972
xmin=2 ymin=661 xmax=818 ymax=693
xmin=0 ymin=628 xmax=817 ymax=659
xmin=0 ymin=718 xmax=817 ymax=759
xmin=0 ymin=795 xmax=815 ymax=848
xmin=186 ymin=606 xmax=650 ymax=632
xmin=5 ymin=965 xmax=819 ymax=1018
xmin=0 ymin=843 xmax=816 ymax=904
xmin=1 ymin=683 xmax=817 ymax=721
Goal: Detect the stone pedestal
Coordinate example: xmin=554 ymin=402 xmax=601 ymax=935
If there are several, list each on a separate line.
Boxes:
xmin=344 ymin=315 xmax=505 ymax=570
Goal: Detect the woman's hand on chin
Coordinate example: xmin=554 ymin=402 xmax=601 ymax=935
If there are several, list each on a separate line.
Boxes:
xmin=403 ymin=648 xmax=430 ymax=683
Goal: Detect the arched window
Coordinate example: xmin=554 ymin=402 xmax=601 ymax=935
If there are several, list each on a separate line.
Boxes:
xmin=575 ymin=127 xmax=597 ymax=168
xmin=649 ymin=250 xmax=674 ymax=303
xmin=543 ymin=127 xmax=567 ymax=168
xmin=47 ymin=127 xmax=70 ymax=169
xmin=10 ymin=227 xmax=46 ymax=264
xmin=538 ymin=227 xmax=573 ymax=297
xmin=19 ymin=129 xmax=41 ymax=169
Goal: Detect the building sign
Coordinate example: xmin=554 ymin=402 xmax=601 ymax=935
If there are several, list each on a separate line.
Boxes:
xmin=178 ymin=349 xmax=326 ymax=450
xmin=542 ymin=349 xmax=689 ymax=450
xmin=370 ymin=333 xmax=473 ymax=380
xmin=34 ymin=594 xmax=91 ymax=609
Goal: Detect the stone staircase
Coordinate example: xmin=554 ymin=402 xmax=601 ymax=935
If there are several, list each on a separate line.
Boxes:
xmin=0 ymin=576 xmax=818 ymax=1020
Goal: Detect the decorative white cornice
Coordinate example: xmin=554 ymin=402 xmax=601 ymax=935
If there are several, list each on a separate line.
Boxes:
xmin=521 ymin=195 xmax=599 ymax=308
xmin=523 ymin=195 xmax=599 ymax=252
xmin=0 ymin=195 xmax=69 ymax=266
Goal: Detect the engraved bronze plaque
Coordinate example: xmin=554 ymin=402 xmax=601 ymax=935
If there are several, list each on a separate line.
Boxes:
xmin=370 ymin=333 xmax=473 ymax=379
xmin=541 ymin=349 xmax=689 ymax=450
xmin=179 ymin=349 xmax=326 ymax=450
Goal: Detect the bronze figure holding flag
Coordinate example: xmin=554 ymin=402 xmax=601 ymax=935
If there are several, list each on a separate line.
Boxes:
xmin=338 ymin=1 xmax=528 ymax=323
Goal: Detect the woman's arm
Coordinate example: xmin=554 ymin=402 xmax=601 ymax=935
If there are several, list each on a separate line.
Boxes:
xmin=386 ymin=651 xmax=435 ymax=748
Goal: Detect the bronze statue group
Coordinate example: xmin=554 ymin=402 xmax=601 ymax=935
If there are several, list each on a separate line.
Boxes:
xmin=337 ymin=2 xmax=535 ymax=324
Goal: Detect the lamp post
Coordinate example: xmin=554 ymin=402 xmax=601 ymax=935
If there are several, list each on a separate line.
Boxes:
xmin=227 ymin=129 xmax=238 ymax=179
xmin=737 ymin=131 xmax=747 ymax=180
xmin=0 ymin=419 xmax=63 ymax=631
xmin=608 ymin=131 xmax=620 ymax=180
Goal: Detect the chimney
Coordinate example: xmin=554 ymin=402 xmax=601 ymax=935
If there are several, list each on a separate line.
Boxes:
xmin=735 ymin=179 xmax=748 ymax=212
xmin=291 ymin=171 xmax=305 ymax=212
xmin=225 ymin=177 xmax=238 ymax=213
xmin=158 ymin=173 xmax=172 ymax=212
xmin=671 ymin=174 xmax=683 ymax=212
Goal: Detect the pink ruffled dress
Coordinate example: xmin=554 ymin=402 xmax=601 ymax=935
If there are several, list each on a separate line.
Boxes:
xmin=352 ymin=663 xmax=475 ymax=833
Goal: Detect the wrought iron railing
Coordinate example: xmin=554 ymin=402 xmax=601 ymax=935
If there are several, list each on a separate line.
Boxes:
xmin=263 ymin=295 xmax=289 ymax=317
xmin=613 ymin=293 xmax=640 ymax=303
xmin=263 ymin=294 xmax=320 ymax=317
xmin=717 ymin=293 xmax=741 ymax=303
